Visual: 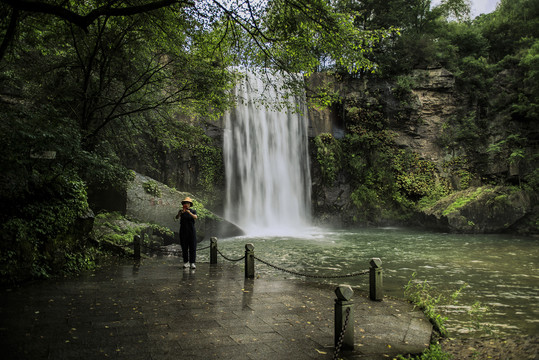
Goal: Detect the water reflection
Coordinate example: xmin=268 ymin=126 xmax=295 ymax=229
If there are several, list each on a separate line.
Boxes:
xmin=132 ymin=260 xmax=140 ymax=276
xmin=200 ymin=228 xmax=538 ymax=337
xmin=182 ymin=268 xmax=196 ymax=281
xmin=242 ymin=279 xmax=254 ymax=308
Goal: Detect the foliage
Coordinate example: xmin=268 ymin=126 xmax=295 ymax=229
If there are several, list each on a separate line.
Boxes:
xmin=404 ymin=272 xmax=467 ymax=337
xmin=92 ymin=213 xmax=144 ymax=260
xmin=333 ymin=0 xmax=537 ymax=199
xmin=319 ymin=0 xmax=539 ymax=223
xmin=441 ymin=156 xmax=475 ymax=190
xmin=308 ymin=77 xmax=342 ymax=108
xmin=487 ymin=134 xmax=527 ymax=167
xmin=393 ymin=150 xmax=442 ymax=199
xmin=478 ymin=0 xmax=539 ymax=63
xmin=334 ymin=0 xmax=472 ymax=77
xmin=404 ymin=274 xmax=449 ymax=336
xmin=397 ymin=343 xmax=452 ymax=360
xmin=316 ymin=0 xmax=539 ymax=227
xmin=191 ymin=199 xmax=219 ymax=221
xmin=515 ymin=39 xmax=539 ymax=120
xmin=393 ymin=75 xmax=416 ymax=101
xmin=337 ymin=93 xmax=457 ymax=223
xmin=143 ymin=180 xmax=162 ymax=198
xmin=343 ymin=107 xmax=401 ymax=220
xmin=0 ymin=174 xmax=92 ymax=284
xmin=92 ymin=211 xmax=175 ymax=258
xmin=313 ymin=133 xmax=342 ymax=186
xmin=193 ymin=135 xmax=224 ymax=195
xmin=454 ymin=56 xmax=493 ymax=106
xmin=441 ymin=187 xmax=494 ymax=216
xmin=491 ymin=135 xmax=527 ymax=167
xmin=332 ymin=0 xmax=538 ymax=218
xmin=438 ymin=111 xmax=485 ymax=157
xmin=524 ymin=167 xmax=539 ymax=192
xmin=466 ymin=301 xmax=491 ymax=334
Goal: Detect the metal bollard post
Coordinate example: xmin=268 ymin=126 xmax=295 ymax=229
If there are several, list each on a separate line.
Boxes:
xmin=245 ymin=243 xmax=255 ymax=279
xmin=210 ymin=237 xmax=218 ymax=265
xmin=369 ymin=258 xmax=383 ymax=301
xmin=334 ymin=285 xmax=354 ymax=351
xmin=134 ymin=235 xmax=141 ymax=260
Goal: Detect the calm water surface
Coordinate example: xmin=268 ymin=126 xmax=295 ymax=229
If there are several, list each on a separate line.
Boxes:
xmin=198 ymin=228 xmax=538 ymax=337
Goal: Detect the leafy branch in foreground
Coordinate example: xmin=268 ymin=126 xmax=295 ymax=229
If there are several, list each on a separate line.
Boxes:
xmin=403 ymin=272 xmax=466 ymax=337
xmin=397 ymin=343 xmax=452 ymax=360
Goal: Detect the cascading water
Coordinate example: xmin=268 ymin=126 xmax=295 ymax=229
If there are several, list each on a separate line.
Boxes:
xmin=224 ymin=71 xmax=311 ymax=236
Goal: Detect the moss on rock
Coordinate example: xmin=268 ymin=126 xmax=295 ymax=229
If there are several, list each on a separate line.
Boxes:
xmin=421 ymin=186 xmax=537 ymax=234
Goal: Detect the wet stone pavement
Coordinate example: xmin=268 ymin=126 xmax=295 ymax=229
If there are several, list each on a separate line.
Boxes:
xmin=0 ymin=257 xmax=432 ymax=360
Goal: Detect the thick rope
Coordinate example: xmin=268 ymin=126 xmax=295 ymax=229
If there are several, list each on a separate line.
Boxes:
xmin=216 ymin=248 xmax=246 ymax=262
xmin=254 ymin=255 xmax=369 ymax=279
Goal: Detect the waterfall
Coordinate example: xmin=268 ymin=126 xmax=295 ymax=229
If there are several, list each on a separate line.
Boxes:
xmin=224 ymin=71 xmax=311 ymax=236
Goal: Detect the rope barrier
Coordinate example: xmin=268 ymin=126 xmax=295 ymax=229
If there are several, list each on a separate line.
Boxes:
xmin=132 ymin=237 xmax=370 ymax=280
xmin=333 ymin=307 xmax=351 ymax=360
xmin=140 ymin=243 xmax=182 ymax=256
xmin=216 ymin=248 xmax=246 ymax=262
xmin=116 ymin=242 xmax=182 ymax=256
xmin=139 ymin=242 xmax=209 ymax=256
xmin=254 ymin=255 xmax=369 ymax=279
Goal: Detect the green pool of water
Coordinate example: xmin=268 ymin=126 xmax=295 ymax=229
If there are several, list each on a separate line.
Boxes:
xmin=198 ymin=227 xmax=538 ymax=337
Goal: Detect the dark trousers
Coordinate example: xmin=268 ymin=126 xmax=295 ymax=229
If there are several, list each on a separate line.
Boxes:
xmin=180 ymin=235 xmax=196 ymax=263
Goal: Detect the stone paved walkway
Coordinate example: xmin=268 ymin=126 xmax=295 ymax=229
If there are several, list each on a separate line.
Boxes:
xmin=1 ymin=257 xmax=432 ymax=359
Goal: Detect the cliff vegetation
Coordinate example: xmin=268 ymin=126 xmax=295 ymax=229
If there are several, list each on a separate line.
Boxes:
xmin=310 ymin=0 xmax=538 ymax=234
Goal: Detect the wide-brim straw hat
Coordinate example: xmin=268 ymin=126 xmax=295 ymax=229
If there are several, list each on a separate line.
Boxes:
xmin=181 ymin=197 xmax=194 ymax=206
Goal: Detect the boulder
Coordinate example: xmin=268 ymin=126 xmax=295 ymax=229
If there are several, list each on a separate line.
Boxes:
xmin=126 ymin=172 xmax=244 ymax=242
xmin=419 ymin=186 xmax=537 ymax=234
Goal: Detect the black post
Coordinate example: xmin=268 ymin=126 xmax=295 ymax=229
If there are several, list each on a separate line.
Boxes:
xmin=334 ymin=285 xmax=354 ymax=351
xmin=134 ymin=235 xmax=141 ymax=260
xmin=245 ymin=243 xmax=255 ymax=279
xmin=210 ymin=237 xmax=218 ymax=265
xmin=369 ymin=258 xmax=383 ymax=301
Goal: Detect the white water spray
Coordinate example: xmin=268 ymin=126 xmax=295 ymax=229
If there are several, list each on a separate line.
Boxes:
xmin=224 ymin=71 xmax=311 ymax=236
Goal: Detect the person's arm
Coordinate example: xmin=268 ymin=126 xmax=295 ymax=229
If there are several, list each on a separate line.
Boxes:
xmin=187 ymin=209 xmax=197 ymax=220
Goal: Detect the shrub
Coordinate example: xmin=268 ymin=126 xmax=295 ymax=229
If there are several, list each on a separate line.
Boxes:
xmin=314 ymin=133 xmax=342 ymax=186
xmin=0 ymin=175 xmax=91 ymax=284
xmin=397 ymin=343 xmax=452 ymax=360
xmin=142 ymin=180 xmax=162 ymax=197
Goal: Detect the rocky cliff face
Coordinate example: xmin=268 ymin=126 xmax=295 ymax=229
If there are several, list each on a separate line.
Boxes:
xmin=125 ymin=172 xmax=243 ymax=242
xmin=306 ymin=69 xmax=537 ymax=234
xmin=393 ymin=67 xmax=456 ymax=163
xmin=306 ymin=67 xmax=457 ymax=163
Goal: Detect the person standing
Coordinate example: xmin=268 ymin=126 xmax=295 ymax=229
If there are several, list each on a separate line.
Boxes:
xmin=175 ymin=197 xmax=198 ymax=269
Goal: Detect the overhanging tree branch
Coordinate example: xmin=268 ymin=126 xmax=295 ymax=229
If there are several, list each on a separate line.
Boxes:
xmin=1 ymin=0 xmax=195 ymax=31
